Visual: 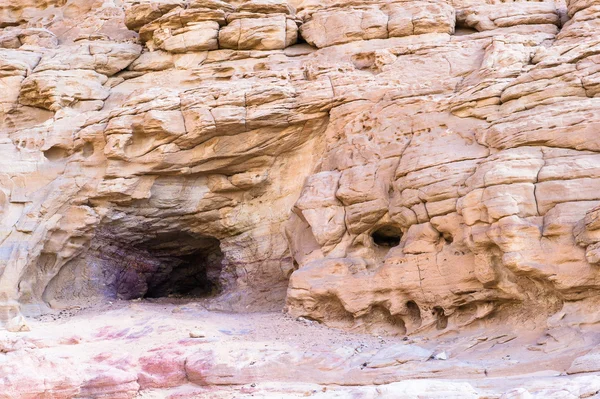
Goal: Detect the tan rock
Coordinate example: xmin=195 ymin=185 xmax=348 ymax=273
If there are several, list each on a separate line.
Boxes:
xmin=219 ymin=15 xmax=296 ymax=50
xmin=2 ymin=5 xmax=600 ymax=399
xmin=458 ymin=3 xmax=559 ymax=32
xmin=124 ymin=1 xmax=186 ymax=32
xmin=300 ymin=2 xmax=455 ymax=48
xmin=153 ymin=21 xmax=220 ymax=53
xmin=19 ymin=70 xmax=110 ymax=111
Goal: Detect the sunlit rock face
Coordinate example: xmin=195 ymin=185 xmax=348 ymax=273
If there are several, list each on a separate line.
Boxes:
xmin=285 ymin=0 xmax=600 ymax=336
xmin=0 ymin=0 xmax=329 ymax=326
xmin=1 ymin=0 xmax=600 ymax=339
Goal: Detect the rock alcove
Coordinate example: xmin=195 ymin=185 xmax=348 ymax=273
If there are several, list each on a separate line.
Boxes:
xmin=44 ymin=230 xmax=225 ymax=304
xmin=371 ymin=225 xmax=403 ymax=247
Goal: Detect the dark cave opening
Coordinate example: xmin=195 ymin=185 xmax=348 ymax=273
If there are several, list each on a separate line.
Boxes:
xmin=432 ymin=306 xmax=448 ymax=330
xmin=454 ymin=13 xmax=479 ymax=36
xmin=371 ymin=225 xmax=403 ymax=247
xmin=144 ymin=242 xmax=223 ymax=298
xmin=406 ymin=300 xmax=422 ymax=328
xmin=443 ymin=233 xmax=453 ymax=244
xmin=453 ymin=26 xmax=479 ymax=36
xmin=42 ymin=227 xmax=228 ymax=307
xmin=96 ymin=232 xmax=224 ymax=300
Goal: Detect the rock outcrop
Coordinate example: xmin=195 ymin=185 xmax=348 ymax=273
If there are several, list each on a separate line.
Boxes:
xmin=3 ymin=0 xmax=600 ymax=397
xmin=0 ymin=0 xmax=599 ymax=364
xmin=285 ymin=0 xmax=600 ymax=338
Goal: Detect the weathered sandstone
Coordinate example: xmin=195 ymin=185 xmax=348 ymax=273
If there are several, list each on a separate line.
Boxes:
xmin=2 ymin=0 xmax=600 ymax=396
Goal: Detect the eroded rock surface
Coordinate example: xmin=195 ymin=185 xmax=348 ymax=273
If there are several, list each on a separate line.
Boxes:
xmin=2 ymin=0 xmax=600 ymax=396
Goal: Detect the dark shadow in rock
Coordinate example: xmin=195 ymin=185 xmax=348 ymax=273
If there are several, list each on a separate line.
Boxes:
xmin=361 ymin=305 xmax=407 ymax=336
xmin=144 ymin=234 xmax=223 ymax=298
xmin=45 ymin=230 xmax=224 ymax=303
xmin=432 ymin=306 xmax=448 ymax=330
xmin=371 ymin=225 xmax=403 ymax=247
xmin=43 ymin=145 xmax=68 ymax=161
xmin=406 ymin=300 xmax=423 ymax=329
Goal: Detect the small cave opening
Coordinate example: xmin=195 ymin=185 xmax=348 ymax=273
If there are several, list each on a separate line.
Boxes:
xmin=442 ymin=232 xmax=453 ymax=244
xmin=432 ymin=306 xmax=448 ymax=330
xmin=82 ymin=142 xmax=94 ymax=158
xmin=95 ymin=231 xmax=224 ymax=301
xmin=43 ymin=145 xmax=68 ymax=161
xmin=371 ymin=225 xmax=403 ymax=247
xmin=453 ymin=26 xmax=479 ymax=36
xmin=406 ymin=300 xmax=422 ymax=328
xmin=361 ymin=305 xmax=407 ymax=336
xmin=453 ymin=13 xmax=479 ymax=36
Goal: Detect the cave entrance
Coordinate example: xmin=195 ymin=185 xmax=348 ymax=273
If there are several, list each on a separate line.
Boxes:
xmin=43 ymin=229 xmax=226 ymax=307
xmin=97 ymin=231 xmax=224 ymax=300
xmin=144 ymin=235 xmax=223 ymax=299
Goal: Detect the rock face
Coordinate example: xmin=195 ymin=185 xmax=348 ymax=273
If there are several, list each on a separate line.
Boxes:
xmin=0 ymin=0 xmax=599 ymax=349
xmin=285 ymin=0 xmax=600 ymax=337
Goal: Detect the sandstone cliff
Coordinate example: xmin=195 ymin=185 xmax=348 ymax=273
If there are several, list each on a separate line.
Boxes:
xmin=2 ymin=0 xmax=600 ymax=396
xmin=1 ymin=0 xmax=599 ymax=335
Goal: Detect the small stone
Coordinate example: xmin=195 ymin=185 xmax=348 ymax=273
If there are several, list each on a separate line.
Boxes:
xmin=189 ymin=330 xmax=207 ymax=338
xmin=6 ymin=315 xmax=30 ymax=333
xmin=296 ymin=316 xmax=315 ymax=325
xmin=434 ymin=351 xmax=448 ymax=360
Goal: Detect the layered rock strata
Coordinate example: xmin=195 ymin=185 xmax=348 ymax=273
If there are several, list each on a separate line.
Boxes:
xmin=0 ymin=0 xmax=598 ymax=347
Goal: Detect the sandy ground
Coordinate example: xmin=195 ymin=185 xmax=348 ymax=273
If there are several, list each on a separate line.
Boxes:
xmin=33 ymin=297 xmax=400 ymax=353
xmin=1 ymin=298 xmax=599 ymax=398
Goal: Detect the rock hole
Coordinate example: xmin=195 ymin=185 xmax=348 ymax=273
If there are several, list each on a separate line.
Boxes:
xmin=363 ymin=305 xmax=407 ymax=336
xmin=371 ymin=225 xmax=403 ymax=247
xmin=406 ymin=300 xmax=422 ymax=328
xmin=82 ymin=142 xmax=94 ymax=158
xmin=443 ymin=233 xmax=453 ymax=244
xmin=43 ymin=146 xmax=68 ymax=161
xmin=432 ymin=306 xmax=448 ymax=330
xmin=295 ymin=27 xmax=308 ymax=46
xmin=311 ymin=295 xmax=355 ymax=328
xmin=454 ymin=15 xmax=479 ymax=36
